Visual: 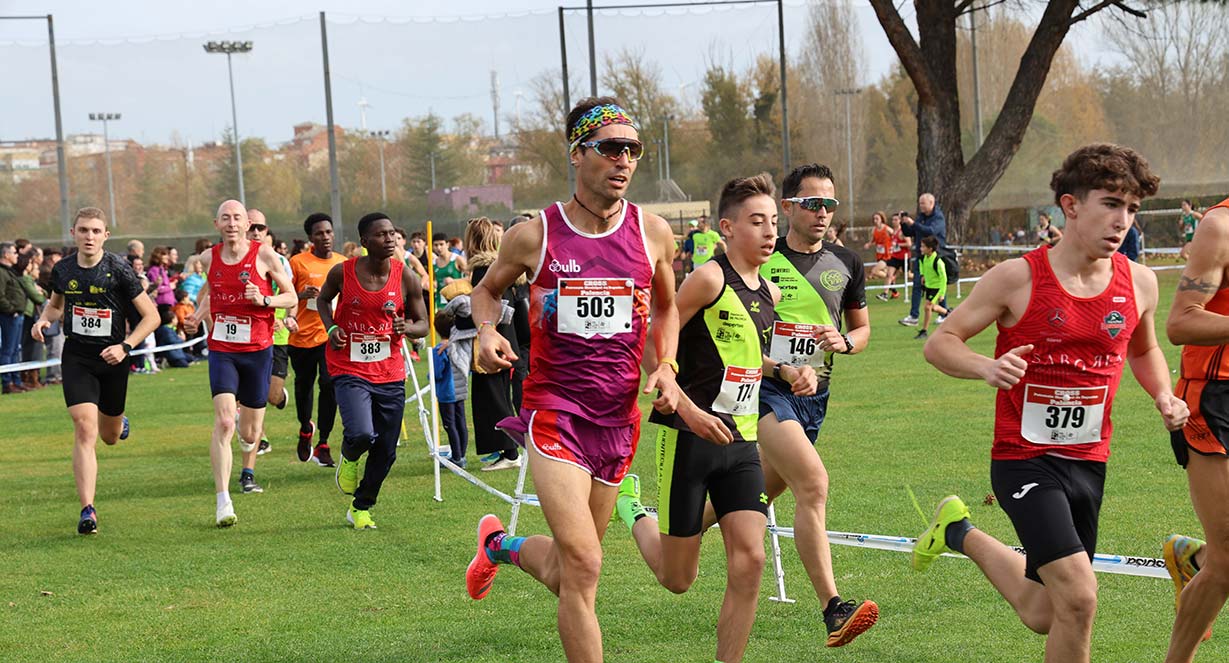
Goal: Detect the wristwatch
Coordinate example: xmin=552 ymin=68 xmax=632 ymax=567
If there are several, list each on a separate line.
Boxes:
xmin=120 ymin=342 xmax=133 ymax=356
xmin=840 ymin=333 xmax=855 ymax=354
xmin=263 ymin=295 xmax=271 ymax=307
xmin=772 ymin=362 xmax=783 ymax=380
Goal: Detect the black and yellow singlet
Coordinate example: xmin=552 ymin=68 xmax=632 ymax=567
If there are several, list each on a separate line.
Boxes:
xmin=650 ymin=254 xmax=774 ymax=442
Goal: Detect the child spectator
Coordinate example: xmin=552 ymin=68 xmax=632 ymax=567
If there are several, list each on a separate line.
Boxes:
xmin=915 ymin=235 xmax=949 ymax=340
xmin=171 ymin=287 xmax=206 ymax=357
xmin=172 ymin=288 xmax=194 ymax=335
xmin=153 ymin=308 xmax=193 ymax=368
xmin=432 ymin=310 xmax=468 ymax=469
xmin=180 ymin=255 xmax=206 ymax=304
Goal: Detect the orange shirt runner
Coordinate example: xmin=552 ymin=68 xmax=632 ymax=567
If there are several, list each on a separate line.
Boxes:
xmin=1173 ymin=196 xmax=1229 ymax=460
xmin=871 ymin=225 xmax=893 ymax=261
xmin=288 ymin=251 xmax=346 ymax=348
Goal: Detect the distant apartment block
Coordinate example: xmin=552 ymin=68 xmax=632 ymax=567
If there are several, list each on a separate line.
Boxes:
xmin=427 ymin=184 xmax=514 ymax=215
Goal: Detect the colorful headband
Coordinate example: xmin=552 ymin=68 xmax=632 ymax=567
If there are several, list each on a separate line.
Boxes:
xmin=568 ymin=104 xmax=638 ymax=149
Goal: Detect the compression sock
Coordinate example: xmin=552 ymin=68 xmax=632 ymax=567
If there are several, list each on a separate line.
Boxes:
xmin=945 ymin=518 xmax=975 ymax=554
xmin=484 ymin=531 xmax=525 ymax=568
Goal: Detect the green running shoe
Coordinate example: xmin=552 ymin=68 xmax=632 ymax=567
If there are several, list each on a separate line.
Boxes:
xmin=912 ymin=495 xmax=970 ymax=572
xmin=615 ymin=473 xmax=647 ymax=531
xmin=336 ymin=455 xmax=359 ymax=496
xmin=347 ymin=506 xmax=377 ymax=530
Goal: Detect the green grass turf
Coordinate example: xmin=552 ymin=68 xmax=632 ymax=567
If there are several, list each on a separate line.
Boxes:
xmin=1 ymin=268 xmax=1222 ymax=662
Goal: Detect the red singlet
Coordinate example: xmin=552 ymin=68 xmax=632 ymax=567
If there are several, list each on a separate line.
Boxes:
xmin=325 ymin=258 xmax=406 ymax=384
xmin=208 ymin=242 xmax=274 ymax=353
xmin=992 ymin=246 xmax=1138 ymax=462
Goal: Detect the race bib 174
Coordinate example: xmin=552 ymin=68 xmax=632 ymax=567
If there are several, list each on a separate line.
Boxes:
xmin=711 ymin=366 xmax=762 ymax=417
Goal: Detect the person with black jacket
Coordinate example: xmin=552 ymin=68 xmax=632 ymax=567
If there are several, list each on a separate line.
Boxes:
xmin=0 ymin=242 xmax=28 ymax=394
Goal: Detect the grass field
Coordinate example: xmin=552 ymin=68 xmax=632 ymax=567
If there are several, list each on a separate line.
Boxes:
xmin=2 ymin=269 xmax=1222 ymax=662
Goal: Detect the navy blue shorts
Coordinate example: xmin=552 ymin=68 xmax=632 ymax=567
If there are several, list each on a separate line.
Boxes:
xmin=209 ymin=347 xmax=273 ymax=408
xmin=759 ymin=378 xmax=829 ymax=444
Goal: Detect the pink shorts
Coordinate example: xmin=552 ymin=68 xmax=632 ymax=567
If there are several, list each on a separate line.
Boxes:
xmin=497 ymin=409 xmax=640 ymax=486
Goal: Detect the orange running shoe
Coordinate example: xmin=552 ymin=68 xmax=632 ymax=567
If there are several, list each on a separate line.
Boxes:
xmin=466 ymin=514 xmax=504 ymax=600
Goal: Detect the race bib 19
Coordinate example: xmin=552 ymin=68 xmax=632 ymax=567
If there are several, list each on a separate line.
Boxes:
xmin=349 ymin=333 xmax=391 ymax=363
xmin=1020 ymin=384 xmax=1108 ymax=445
xmin=212 ymin=314 xmax=253 ymax=344
xmin=73 ymin=306 xmax=112 ymax=338
xmin=711 ymin=366 xmax=762 ymax=417
xmin=557 ymin=278 xmax=634 ymax=336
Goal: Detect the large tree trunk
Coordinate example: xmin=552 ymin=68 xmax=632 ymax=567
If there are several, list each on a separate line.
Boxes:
xmin=869 ymin=0 xmax=1118 ymax=243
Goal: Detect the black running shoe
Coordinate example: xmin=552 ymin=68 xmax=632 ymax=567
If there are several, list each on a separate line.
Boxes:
xmin=78 ymin=505 xmax=98 ymax=535
xmin=825 ymin=599 xmax=879 ymax=647
xmin=257 ymin=439 xmax=271 ymax=456
xmin=311 ymin=443 xmax=336 ymax=468
xmin=297 ymin=421 xmax=315 ymax=462
xmin=239 ymin=474 xmax=264 ymax=494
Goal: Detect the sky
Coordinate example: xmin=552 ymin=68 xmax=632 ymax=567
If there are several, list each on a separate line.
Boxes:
xmin=0 ymin=0 xmax=1110 ymax=148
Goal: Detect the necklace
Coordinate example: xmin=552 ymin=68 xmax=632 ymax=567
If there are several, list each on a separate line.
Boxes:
xmin=573 ymin=195 xmax=624 ymax=222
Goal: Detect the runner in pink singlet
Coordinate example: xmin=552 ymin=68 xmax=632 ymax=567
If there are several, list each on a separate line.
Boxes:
xmin=461 ymin=97 xmax=686 ymax=663
xmin=497 ymin=199 xmax=654 ymax=484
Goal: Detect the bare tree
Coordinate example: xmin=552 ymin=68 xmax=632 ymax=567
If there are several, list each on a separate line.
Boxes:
xmin=1100 ymin=1 xmax=1229 ymax=181
xmin=868 ymin=0 xmax=1150 ymax=240
xmin=798 ymin=0 xmax=867 ymax=213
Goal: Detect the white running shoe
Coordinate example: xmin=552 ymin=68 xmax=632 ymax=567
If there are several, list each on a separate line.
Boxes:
xmin=481 ymin=456 xmax=523 ymax=472
xmin=898 ymin=315 xmax=919 ymax=327
xmin=216 ymin=501 xmax=237 ymax=528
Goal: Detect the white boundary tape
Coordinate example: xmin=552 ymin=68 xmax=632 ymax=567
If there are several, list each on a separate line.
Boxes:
xmin=864 ymin=257 xmax=1187 ymax=298
xmin=0 ymin=334 xmax=207 ymax=375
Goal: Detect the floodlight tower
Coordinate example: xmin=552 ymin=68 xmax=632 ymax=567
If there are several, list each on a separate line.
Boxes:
xmin=203 ymin=40 xmax=254 ymax=204
xmin=88 ymin=112 xmax=121 ymax=227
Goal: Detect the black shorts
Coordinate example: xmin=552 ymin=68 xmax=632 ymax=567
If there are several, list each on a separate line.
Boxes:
xmin=655 ymin=427 xmax=767 ymax=537
xmin=61 ymin=341 xmax=131 ymax=416
xmin=923 ymin=287 xmax=940 ymax=302
xmin=271 ymin=344 xmax=289 ymax=379
xmin=887 ymin=257 xmax=905 ymax=269
xmin=991 ymin=455 xmax=1106 ymax=583
xmin=208 ymin=347 xmax=274 ymax=408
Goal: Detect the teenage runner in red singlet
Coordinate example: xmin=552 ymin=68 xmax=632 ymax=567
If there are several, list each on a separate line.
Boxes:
xmin=186 ymin=200 xmax=298 ymax=527
xmin=885 ymin=212 xmax=911 ymax=300
xmin=317 ymin=213 xmax=427 ymax=530
xmin=915 ymin=145 xmax=1188 ymax=663
xmin=1164 ymin=196 xmax=1229 ymax=662
xmin=461 ymin=98 xmax=683 ymax=663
